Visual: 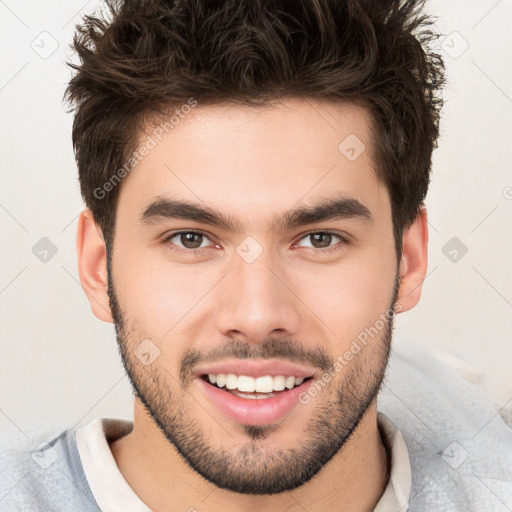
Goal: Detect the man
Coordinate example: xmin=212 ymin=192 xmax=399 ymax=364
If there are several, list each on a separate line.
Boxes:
xmin=1 ymin=0 xmax=511 ymax=510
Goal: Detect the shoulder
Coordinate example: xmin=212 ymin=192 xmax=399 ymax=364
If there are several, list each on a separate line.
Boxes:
xmin=0 ymin=419 xmax=100 ymax=511
xmin=378 ymin=342 xmax=512 ymax=512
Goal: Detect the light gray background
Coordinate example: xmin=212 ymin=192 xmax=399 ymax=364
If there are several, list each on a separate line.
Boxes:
xmin=1 ymin=0 xmax=511 ymax=434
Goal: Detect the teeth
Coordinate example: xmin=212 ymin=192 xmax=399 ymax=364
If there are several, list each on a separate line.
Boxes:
xmin=255 ymin=376 xmax=274 ymax=393
xmin=206 ymin=374 xmax=307 ymax=392
xmin=273 ymin=375 xmax=286 ymax=391
xmin=238 ymin=375 xmax=255 ymax=392
xmin=285 ymin=376 xmax=296 ymax=389
xmin=225 ymin=374 xmax=238 ymax=390
xmin=216 ymin=374 xmax=226 ymax=388
xmin=232 ymin=391 xmax=277 ymax=399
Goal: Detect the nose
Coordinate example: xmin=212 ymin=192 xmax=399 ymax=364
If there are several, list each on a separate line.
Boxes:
xmin=214 ymin=249 xmax=302 ymax=345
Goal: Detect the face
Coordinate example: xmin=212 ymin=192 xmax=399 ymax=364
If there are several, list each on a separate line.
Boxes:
xmin=106 ymin=98 xmax=400 ymax=494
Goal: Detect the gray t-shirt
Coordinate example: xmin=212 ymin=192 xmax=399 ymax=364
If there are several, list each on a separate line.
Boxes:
xmin=0 ymin=419 xmax=100 ymax=511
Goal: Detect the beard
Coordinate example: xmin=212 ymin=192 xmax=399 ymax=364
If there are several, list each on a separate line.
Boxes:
xmin=106 ymin=248 xmax=400 ymax=495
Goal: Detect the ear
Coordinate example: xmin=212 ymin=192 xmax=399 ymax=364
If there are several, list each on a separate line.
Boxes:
xmin=76 ymin=208 xmax=113 ymax=323
xmin=396 ymin=205 xmax=429 ymax=314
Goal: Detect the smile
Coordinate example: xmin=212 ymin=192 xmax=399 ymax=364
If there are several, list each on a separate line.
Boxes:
xmin=203 ymin=373 xmax=309 ymax=397
xmin=198 ymin=373 xmax=314 ymax=425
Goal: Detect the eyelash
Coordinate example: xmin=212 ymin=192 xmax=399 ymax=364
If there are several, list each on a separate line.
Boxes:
xmin=162 ymin=230 xmax=349 ymax=256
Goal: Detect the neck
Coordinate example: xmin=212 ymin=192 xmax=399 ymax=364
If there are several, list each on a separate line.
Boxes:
xmin=110 ymin=401 xmax=389 ymax=512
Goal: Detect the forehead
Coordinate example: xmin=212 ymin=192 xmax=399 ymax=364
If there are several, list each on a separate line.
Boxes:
xmin=116 ymin=98 xmax=390 ymax=230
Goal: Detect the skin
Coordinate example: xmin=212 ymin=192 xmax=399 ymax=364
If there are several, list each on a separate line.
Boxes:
xmin=76 ymin=98 xmax=428 ymax=512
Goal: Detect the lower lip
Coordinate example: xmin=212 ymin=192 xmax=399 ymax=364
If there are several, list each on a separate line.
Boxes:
xmin=197 ymin=377 xmax=312 ymax=426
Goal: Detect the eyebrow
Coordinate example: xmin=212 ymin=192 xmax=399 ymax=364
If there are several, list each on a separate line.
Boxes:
xmin=139 ymin=195 xmax=373 ymax=233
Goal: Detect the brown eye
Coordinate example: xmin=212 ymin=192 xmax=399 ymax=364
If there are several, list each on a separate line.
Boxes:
xmin=309 ymin=233 xmax=334 ymax=248
xmin=163 ymin=231 xmax=213 ymax=253
xmin=178 ymin=232 xmax=204 ymax=249
xmin=296 ymin=231 xmax=346 ymax=252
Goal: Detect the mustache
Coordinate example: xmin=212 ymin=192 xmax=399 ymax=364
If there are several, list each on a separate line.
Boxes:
xmin=180 ymin=338 xmax=334 ymax=387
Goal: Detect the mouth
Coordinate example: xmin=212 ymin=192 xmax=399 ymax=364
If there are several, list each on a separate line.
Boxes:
xmin=199 ymin=373 xmax=314 ymax=399
xmin=197 ymin=372 xmax=315 ymax=425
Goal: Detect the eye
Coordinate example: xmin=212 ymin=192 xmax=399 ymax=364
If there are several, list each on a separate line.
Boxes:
xmin=163 ymin=231 xmax=216 ymax=254
xmin=295 ymin=231 xmax=348 ymax=253
xmin=162 ymin=230 xmax=349 ymax=256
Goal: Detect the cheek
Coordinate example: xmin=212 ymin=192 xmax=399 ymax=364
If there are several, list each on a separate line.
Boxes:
xmin=112 ymin=242 xmax=187 ymax=323
xmin=113 ymin=242 xmax=235 ymax=341
xmin=289 ymin=247 xmax=397 ymax=345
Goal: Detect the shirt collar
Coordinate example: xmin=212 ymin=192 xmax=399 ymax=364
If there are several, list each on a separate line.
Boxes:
xmin=374 ymin=411 xmax=412 ymax=511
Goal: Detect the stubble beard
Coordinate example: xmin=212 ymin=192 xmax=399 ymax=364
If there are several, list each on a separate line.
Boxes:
xmin=106 ymin=248 xmax=399 ymax=495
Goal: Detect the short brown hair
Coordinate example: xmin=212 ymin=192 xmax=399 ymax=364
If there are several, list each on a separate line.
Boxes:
xmin=64 ymin=0 xmax=445 ymax=258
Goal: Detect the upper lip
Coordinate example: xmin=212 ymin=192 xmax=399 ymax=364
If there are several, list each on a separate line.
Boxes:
xmin=195 ymin=359 xmax=317 ymax=379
